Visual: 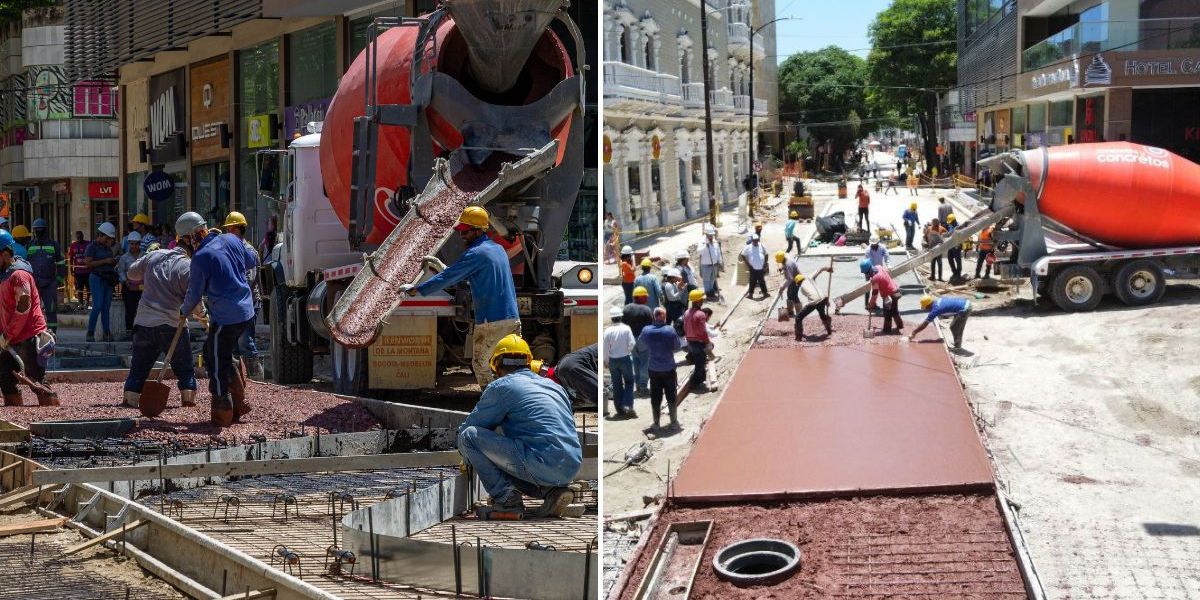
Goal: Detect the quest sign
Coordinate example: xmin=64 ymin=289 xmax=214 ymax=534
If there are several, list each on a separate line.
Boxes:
xmin=190 ymin=56 xmax=231 ymax=162
xmin=1022 ymin=50 xmax=1200 ymax=98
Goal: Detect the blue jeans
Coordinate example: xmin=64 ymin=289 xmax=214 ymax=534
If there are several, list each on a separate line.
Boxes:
xmin=631 ymin=345 xmax=650 ymax=393
xmin=700 ymin=263 xmax=718 ymax=297
xmin=608 ymin=356 xmax=634 ymax=412
xmin=236 ymin=310 xmax=259 ymax=358
xmin=124 ymin=324 xmax=196 ymax=393
xmin=458 ymin=426 xmax=579 ymax=500
xmin=87 ymin=274 xmax=113 ymax=335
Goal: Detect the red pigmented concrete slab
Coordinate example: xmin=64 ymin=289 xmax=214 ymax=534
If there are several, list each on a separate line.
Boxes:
xmin=670 ymin=344 xmax=994 ymax=502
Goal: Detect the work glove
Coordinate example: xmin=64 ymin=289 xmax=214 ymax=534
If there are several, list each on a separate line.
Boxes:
xmin=145 ymin=242 xmax=161 ymax=253
xmin=398 ymin=284 xmax=418 ymax=296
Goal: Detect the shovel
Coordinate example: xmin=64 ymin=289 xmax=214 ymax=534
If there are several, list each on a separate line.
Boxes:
xmin=139 ymin=318 xmax=186 ymax=418
xmin=5 ymin=348 xmax=58 ymax=404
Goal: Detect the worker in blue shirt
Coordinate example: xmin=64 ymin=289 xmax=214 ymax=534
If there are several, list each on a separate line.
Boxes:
xmin=902 ymin=202 xmax=920 ymax=249
xmin=908 ymin=294 xmax=971 ymax=350
xmin=401 ymin=206 xmax=519 ymax=389
xmin=457 ymin=334 xmax=583 ymax=518
xmin=177 ymin=212 xmax=258 ymax=427
xmin=637 ymin=306 xmax=684 ymax=430
xmin=632 ymin=258 xmax=663 ymax=309
xmin=25 ymin=219 xmax=63 ymax=333
xmin=784 ymin=210 xmax=800 ymax=254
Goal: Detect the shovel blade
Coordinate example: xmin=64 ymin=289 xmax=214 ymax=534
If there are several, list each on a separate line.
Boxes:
xmin=139 ymin=381 xmax=170 ymax=418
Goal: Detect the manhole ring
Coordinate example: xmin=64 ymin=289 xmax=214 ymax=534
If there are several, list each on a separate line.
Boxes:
xmin=712 ymin=538 xmax=800 ymax=585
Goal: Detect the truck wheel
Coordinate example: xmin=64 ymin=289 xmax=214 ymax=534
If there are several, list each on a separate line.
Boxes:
xmin=1050 ymin=265 xmax=1103 ymax=312
xmin=1113 ymin=260 xmax=1165 ymax=307
xmin=270 ymin=291 xmax=313 ymax=384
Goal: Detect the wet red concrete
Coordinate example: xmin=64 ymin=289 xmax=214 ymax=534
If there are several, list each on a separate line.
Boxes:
xmin=616 ymin=494 xmax=1026 ymax=599
xmin=0 ymin=380 xmax=379 ymax=447
xmin=670 ymin=344 xmax=993 ymax=502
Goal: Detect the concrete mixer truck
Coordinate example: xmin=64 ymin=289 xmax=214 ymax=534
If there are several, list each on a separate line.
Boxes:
xmin=261 ymin=1 xmax=597 ymax=396
xmin=835 ymin=142 xmax=1200 ymax=312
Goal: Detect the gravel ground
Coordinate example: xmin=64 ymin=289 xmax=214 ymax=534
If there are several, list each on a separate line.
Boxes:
xmin=612 ymin=494 xmax=1023 ymax=599
xmin=0 ymin=380 xmax=379 ymax=447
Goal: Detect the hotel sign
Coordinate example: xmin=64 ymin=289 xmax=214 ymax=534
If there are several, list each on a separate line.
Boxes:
xmin=1023 ymin=49 xmax=1200 ymax=98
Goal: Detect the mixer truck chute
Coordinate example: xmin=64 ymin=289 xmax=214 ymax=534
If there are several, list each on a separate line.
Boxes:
xmin=263 ymin=1 xmax=597 ymax=396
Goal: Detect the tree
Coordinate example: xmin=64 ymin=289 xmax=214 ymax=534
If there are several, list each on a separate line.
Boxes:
xmin=866 ymin=0 xmax=956 ymax=170
xmin=778 ymin=46 xmax=868 ymax=172
xmin=0 ymin=1 xmax=54 ymax=25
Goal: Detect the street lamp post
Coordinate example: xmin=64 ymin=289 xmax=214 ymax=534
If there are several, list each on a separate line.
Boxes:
xmin=700 ymin=4 xmax=718 ymax=226
xmin=748 ymin=16 xmax=792 ymax=181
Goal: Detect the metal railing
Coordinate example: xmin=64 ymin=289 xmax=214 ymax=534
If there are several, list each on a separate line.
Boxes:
xmin=711 ymin=87 xmax=734 ymax=111
xmin=1023 ymin=17 xmax=1200 ymax=71
xmin=727 ymin=22 xmax=749 ymax=46
xmin=683 ymin=82 xmax=705 ymax=108
xmin=603 ymin=61 xmax=682 ymax=103
xmin=733 ymin=94 xmax=768 ymax=116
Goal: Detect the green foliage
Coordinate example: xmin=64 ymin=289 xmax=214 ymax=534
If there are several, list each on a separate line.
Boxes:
xmin=866 ymin=0 xmax=956 ymax=114
xmin=786 ymin=139 xmax=808 ymax=158
xmin=0 ymin=0 xmax=55 ymax=25
xmin=778 ymin=46 xmax=868 ymax=152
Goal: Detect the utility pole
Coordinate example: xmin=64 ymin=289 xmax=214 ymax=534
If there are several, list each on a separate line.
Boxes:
xmin=700 ymin=3 xmax=718 ymax=226
xmin=748 ymin=14 xmax=792 ymax=216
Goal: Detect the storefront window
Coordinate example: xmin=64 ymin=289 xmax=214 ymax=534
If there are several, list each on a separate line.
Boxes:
xmin=1012 ymin=106 xmax=1027 ymax=134
xmin=1049 ymin=100 xmax=1073 ymax=127
xmin=193 ymin=162 xmax=231 ymax=228
xmin=1029 ymin=103 xmax=1046 ymax=132
xmin=348 ymin=2 xmax=408 ymax=59
xmin=288 ymin=23 xmax=337 ymax=106
xmin=237 ymin=40 xmax=280 ymax=245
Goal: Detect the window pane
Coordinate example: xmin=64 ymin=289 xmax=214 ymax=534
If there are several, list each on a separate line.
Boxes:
xmin=287 ymin=22 xmax=337 ymax=106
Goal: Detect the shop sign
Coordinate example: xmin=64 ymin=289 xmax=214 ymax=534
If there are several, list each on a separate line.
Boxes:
xmin=1031 ymin=60 xmax=1079 ymax=91
xmin=247 ymin=114 xmax=271 ymax=148
xmin=88 ymin=181 xmax=117 ymax=198
xmin=1123 ymin=57 xmax=1200 ymax=77
xmin=189 ymin=57 xmax=231 ymax=162
xmin=147 ymin=69 xmax=186 ymax=163
xmin=143 ymin=171 xmax=175 ymax=203
xmin=284 ymin=97 xmax=331 ymax=140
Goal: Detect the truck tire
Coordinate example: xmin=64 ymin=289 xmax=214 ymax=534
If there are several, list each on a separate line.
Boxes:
xmin=1113 ymin=260 xmax=1165 ymax=307
xmin=1050 ymin=265 xmax=1104 ymax=312
xmin=270 ymin=291 xmax=313 ymax=384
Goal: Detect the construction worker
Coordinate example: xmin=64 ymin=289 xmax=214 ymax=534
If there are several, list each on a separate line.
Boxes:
xmin=924 ymin=219 xmax=946 ymax=282
xmin=68 ymin=231 xmax=89 ymax=306
xmin=401 ymin=207 xmax=518 ymax=389
xmin=784 ymin=210 xmax=800 ymax=254
xmin=662 ymin=267 xmax=686 ymax=324
xmin=637 ymin=306 xmax=683 ymax=430
xmin=117 ymin=231 xmax=144 ymax=337
xmin=902 ymin=202 xmax=920 ymax=250
xmin=859 ymin=258 xmax=880 ymax=312
xmin=870 ymin=264 xmax=904 ymax=334
xmin=122 ymin=213 xmax=156 ymax=253
xmin=632 ymin=258 xmax=663 ymax=310
xmin=603 ymin=307 xmax=636 ymax=417
xmin=975 ymin=225 xmax=995 ymax=279
xmin=10 ymin=224 xmax=30 ymax=258
xmin=674 ymin=251 xmax=697 ymax=292
xmin=699 ymin=225 xmax=723 ymax=302
xmin=25 ymin=218 xmax=63 ymax=333
xmin=740 ymin=234 xmax=769 ymax=299
xmin=85 ymin=222 xmax=120 ymax=342
xmin=623 ymin=286 xmax=653 ymax=401
xmin=122 ymin=221 xmax=203 ymax=409
xmin=945 ymin=213 xmax=963 ymax=281
xmin=531 ymin=344 xmax=598 ymax=410
xmin=855 ymin=184 xmax=871 ymax=230
xmin=682 ymin=289 xmax=711 ymax=394
xmin=909 ymin=294 xmax=971 ymax=350
xmin=222 ymin=211 xmax=264 ymax=380
xmin=788 ymin=272 xmax=833 ymax=340
xmin=457 ymin=334 xmax=582 ymax=518
xmin=619 ymin=245 xmax=636 ymax=304
xmin=865 ymin=235 xmax=889 ymax=268
xmin=0 ymin=229 xmax=58 ymax=407
xmin=937 ymin=197 xmax=955 ymax=225
xmin=179 ymin=211 xmax=259 ymax=427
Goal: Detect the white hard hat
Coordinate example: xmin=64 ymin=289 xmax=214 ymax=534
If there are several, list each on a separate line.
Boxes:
xmin=128 ymin=231 xmax=142 ymax=243
xmin=674 ymin=251 xmax=688 ymax=261
xmin=97 ymin=222 xmax=117 ymax=238
xmin=665 ymin=267 xmax=681 ymax=279
xmin=609 ymin=307 xmax=623 ymax=319
xmin=869 ymin=235 xmax=879 ymax=244
xmin=704 ymin=224 xmax=717 ymax=235
xmin=621 ymin=245 xmax=633 ymax=255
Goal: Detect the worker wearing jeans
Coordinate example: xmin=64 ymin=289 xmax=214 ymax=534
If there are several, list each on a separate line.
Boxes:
xmin=910 ymin=295 xmax=971 ymax=349
xmin=682 ymin=290 xmax=711 ymax=393
xmin=403 ymin=207 xmax=519 ymax=389
xmin=123 ymin=244 xmax=197 ymax=408
xmin=637 ymin=307 xmax=684 ymax=430
xmin=458 ymin=335 xmax=582 ymax=516
xmin=603 ymin=308 xmax=636 ymax=417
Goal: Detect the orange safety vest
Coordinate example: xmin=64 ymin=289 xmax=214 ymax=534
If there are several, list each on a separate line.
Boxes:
xmin=979 ymin=228 xmax=993 ymax=251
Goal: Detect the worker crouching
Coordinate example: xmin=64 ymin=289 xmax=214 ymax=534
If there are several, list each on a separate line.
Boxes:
xmin=457 ymin=334 xmax=583 ymax=518
xmin=0 ymin=229 xmax=58 ymax=406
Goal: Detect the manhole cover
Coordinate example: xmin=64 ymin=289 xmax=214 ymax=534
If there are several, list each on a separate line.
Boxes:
xmin=712 ymin=538 xmax=800 ymax=585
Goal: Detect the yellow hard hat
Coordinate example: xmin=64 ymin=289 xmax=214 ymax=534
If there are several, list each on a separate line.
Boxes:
xmin=789 ymin=211 xmax=799 ymax=219
xmin=222 ymin=211 xmax=248 ymax=229
xmin=530 ymin=359 xmax=545 ymax=375
xmin=794 ymin=273 xmax=805 ymax=284
xmin=910 ymin=202 xmax=918 ymax=210
xmin=455 ymin=206 xmax=489 ymax=231
xmin=489 ymin=333 xmax=532 ymax=373
xmin=10 ymin=224 xmax=29 ymax=239
xmin=920 ymin=294 xmax=934 ymax=310
xmin=753 ymin=221 xmax=763 ymax=228
xmin=632 ymin=286 xmax=649 ymax=298
xmin=640 ymin=258 xmax=652 ymax=268
xmin=132 ymin=213 xmax=151 ymax=226
xmin=688 ymin=289 xmax=706 ymax=303
xmin=946 ymin=214 xmax=957 ymax=223
xmin=774 ymin=251 xmax=786 ymax=263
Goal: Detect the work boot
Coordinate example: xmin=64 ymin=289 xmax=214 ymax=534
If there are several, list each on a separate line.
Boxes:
xmin=180 ymin=390 xmax=196 ymax=407
xmin=2 ymin=392 xmax=22 ymax=407
xmin=34 ymin=390 xmax=59 ymax=407
xmin=85 ymin=333 xmax=95 ymax=343
xmin=822 ymin=316 xmax=833 ymax=335
xmin=123 ymin=390 xmax=141 ymax=408
xmin=536 ymin=487 xmax=574 ymax=518
xmin=211 ymin=394 xmax=235 ymax=428
xmin=232 ymin=396 xmax=253 ymax=423
xmin=794 ymin=325 xmax=804 ymax=342
xmin=668 ymin=404 xmax=679 ymax=430
xmin=102 ymin=333 xmax=113 ymax=343
xmin=491 ymin=490 xmax=526 ymax=512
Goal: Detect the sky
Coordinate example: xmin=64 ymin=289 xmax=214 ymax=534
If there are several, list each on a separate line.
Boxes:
xmin=771 ymin=0 xmax=895 ymax=65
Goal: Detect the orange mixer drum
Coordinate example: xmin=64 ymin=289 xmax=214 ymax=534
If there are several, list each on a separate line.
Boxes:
xmin=319 ymin=15 xmax=574 ymax=245
xmin=1023 ymin=142 xmax=1200 ymax=248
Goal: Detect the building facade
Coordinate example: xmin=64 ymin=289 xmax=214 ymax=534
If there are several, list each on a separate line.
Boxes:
xmin=0 ymin=5 xmax=118 ymax=246
xmin=603 ymin=0 xmax=777 ymax=234
xmin=957 ymin=0 xmax=1200 ymax=172
xmin=62 ymin=0 xmax=597 ymax=260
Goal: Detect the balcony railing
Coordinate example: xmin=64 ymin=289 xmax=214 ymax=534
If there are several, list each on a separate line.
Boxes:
xmin=727 ymin=22 xmax=750 ymax=47
xmin=683 ymin=82 xmax=705 ymax=109
xmin=603 ymin=61 xmax=682 ymax=104
xmin=711 ymin=87 xmax=734 ymax=111
xmin=733 ymin=94 xmax=769 ymax=117
xmin=1023 ymin=17 xmax=1200 ymax=71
